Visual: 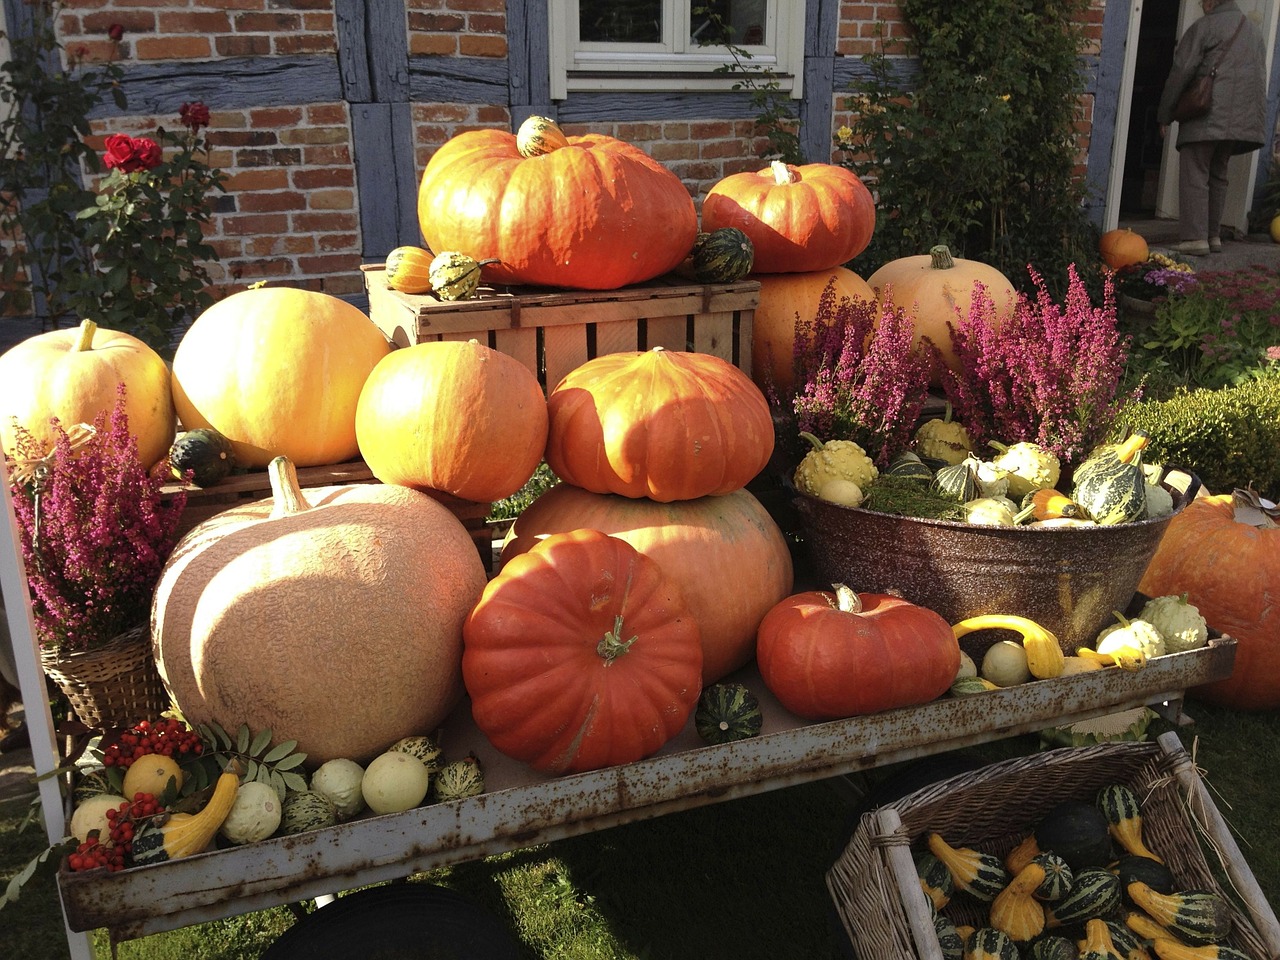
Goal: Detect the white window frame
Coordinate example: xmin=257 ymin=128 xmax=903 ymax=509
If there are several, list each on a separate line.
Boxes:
xmin=549 ymin=0 xmax=805 ymax=100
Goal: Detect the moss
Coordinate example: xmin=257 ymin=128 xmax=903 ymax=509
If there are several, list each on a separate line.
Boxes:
xmin=1117 ymin=374 xmax=1280 ymax=498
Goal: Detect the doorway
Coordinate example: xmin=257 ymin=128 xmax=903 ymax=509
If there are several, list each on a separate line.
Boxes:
xmin=1120 ymin=0 xmax=1180 ymax=217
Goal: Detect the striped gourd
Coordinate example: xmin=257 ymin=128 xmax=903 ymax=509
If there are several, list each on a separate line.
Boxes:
xmin=1104 ymin=919 xmax=1152 ymax=960
xmin=1070 ymin=432 xmax=1150 ymax=525
xmin=989 ymin=859 xmax=1048 ymax=942
xmin=931 ymin=458 xmax=979 ymax=502
xmin=935 ymin=909 xmax=965 ymax=960
xmin=928 ymin=832 xmax=1011 ymax=902
xmin=964 ymin=927 xmax=1020 ymax=960
xmin=691 ymin=227 xmax=754 ymax=283
xmin=1032 ymin=851 xmax=1074 ymax=903
xmin=384 ymin=245 xmax=435 ymax=294
xmin=428 ymin=251 xmax=497 ymax=301
xmin=1027 ymin=935 xmax=1082 ymax=960
xmin=1078 ymin=916 xmax=1126 ymax=960
xmin=1125 ymin=883 xmax=1233 ymax=946
xmin=1045 ymin=868 xmax=1122 ymax=928
xmin=916 ymin=850 xmax=955 ymax=911
xmin=1098 ymin=783 xmax=1163 ymax=863
xmin=516 ymin=115 xmax=570 ymax=157
xmin=886 ymin=450 xmax=935 ymax=482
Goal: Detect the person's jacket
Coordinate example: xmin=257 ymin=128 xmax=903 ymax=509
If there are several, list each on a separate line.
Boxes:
xmin=1156 ymin=0 xmax=1268 ymax=153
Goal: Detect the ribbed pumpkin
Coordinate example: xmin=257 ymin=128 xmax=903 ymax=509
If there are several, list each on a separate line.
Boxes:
xmin=501 ymin=483 xmax=794 ymax=683
xmin=0 ymin=319 xmax=175 ymax=469
xmin=355 ymin=339 xmax=547 ymax=502
xmin=750 ymin=267 xmax=876 ymax=397
xmin=755 ymin=584 xmax=960 ymax=720
xmin=1138 ymin=491 xmax=1280 ymax=710
xmin=151 ymin=457 xmax=487 ymax=765
xmin=1099 ymin=228 xmax=1149 ymax=271
xmin=171 ymin=287 xmax=391 ymax=469
xmin=384 ymin=245 xmax=435 ymax=294
xmin=867 ymin=245 xmax=1016 ymax=378
xmin=700 ymin=161 xmax=876 ymax=273
xmin=416 ymin=118 xmax=697 ymax=290
xmin=463 ymin=529 xmax=703 ymax=774
xmin=544 ymin=348 xmax=774 ymax=502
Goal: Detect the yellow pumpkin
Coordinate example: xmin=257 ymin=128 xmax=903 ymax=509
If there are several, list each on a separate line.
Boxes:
xmin=751 ymin=267 xmax=875 ymax=398
xmin=171 ymin=287 xmax=391 ymax=469
xmin=151 ymin=457 xmax=488 ymax=765
xmin=867 ymin=245 xmax=1016 ymax=380
xmin=1270 ymin=213 xmax=1280 ymax=244
xmin=0 ymin=319 xmax=175 ymax=469
xmin=355 ymin=339 xmax=548 ymax=503
xmin=1099 ymin=228 xmax=1149 ymax=270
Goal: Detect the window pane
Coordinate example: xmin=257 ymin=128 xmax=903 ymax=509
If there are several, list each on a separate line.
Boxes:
xmin=580 ymin=0 xmax=662 ymax=43
xmin=690 ymin=0 xmax=767 ymax=47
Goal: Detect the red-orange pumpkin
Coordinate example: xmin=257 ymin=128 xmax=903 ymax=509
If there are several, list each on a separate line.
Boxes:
xmin=1099 ymin=228 xmax=1149 ymax=271
xmin=463 ymin=529 xmax=703 ymax=774
xmin=700 ymin=161 xmax=876 ymax=274
xmin=355 ymin=339 xmax=548 ymax=502
xmin=544 ymin=348 xmax=774 ymax=502
xmin=502 ymin=484 xmax=794 ymax=684
xmin=416 ymin=121 xmax=697 ymax=290
xmin=750 ymin=267 xmax=876 ymax=398
xmin=755 ymin=584 xmax=960 ymax=720
xmin=1138 ymin=492 xmax=1280 ymax=710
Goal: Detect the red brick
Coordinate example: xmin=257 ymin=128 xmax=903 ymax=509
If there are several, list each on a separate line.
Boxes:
xmin=223 ymin=213 xmax=291 ymax=236
xmin=225 ymin=168 xmax=290 ymax=191
xmin=279 ymin=126 xmax=349 ymax=146
xmin=318 ymin=233 xmax=359 ymax=252
xmin=238 ymin=258 xmax=296 ymax=278
xmin=302 ymin=145 xmax=351 ymax=165
xmin=275 ymin=35 xmax=336 ymax=55
xmin=236 ymin=147 xmax=304 ymax=167
xmin=650 ymin=141 xmax=698 ymax=162
xmin=459 ymin=34 xmax=506 ymax=57
xmin=217 ymin=35 xmax=271 ymax=56
xmin=157 ymin=11 xmax=232 ymax=32
xmin=451 ymin=0 xmax=504 ymax=11
xmin=469 ymin=13 xmax=506 ymax=34
xmin=318 ymin=274 xmax=365 ymax=297
xmin=691 ymin=120 xmax=735 ymax=140
xmin=81 ymin=12 xmax=157 ymax=35
xmin=292 ymin=167 xmax=355 ymax=189
xmin=297 ymin=253 xmax=362 ymax=275
xmin=476 ymin=105 xmax=510 ymax=125
xmin=292 ymin=212 xmax=357 ymax=233
xmin=234 ymin=12 xmax=301 ymax=30
xmin=135 ymin=36 xmax=211 ymax=59
xmin=307 ymin=189 xmax=355 ymax=210
xmin=409 ymin=12 xmax=466 ymax=31
xmin=616 ymin=122 xmax=663 ymax=142
xmin=250 ymin=107 xmax=304 ymax=127
xmin=218 ymin=129 xmax=280 ymax=148
xmin=307 ymin=104 xmax=348 ymax=125
xmin=238 ymin=191 xmax=308 ymax=213
xmin=410 ymin=35 xmax=457 ymax=55
xmin=274 ymin=0 xmax=331 ymax=10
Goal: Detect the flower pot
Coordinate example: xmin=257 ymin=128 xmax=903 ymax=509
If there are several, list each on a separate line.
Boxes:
xmin=40 ymin=625 xmax=170 ymax=730
xmin=1120 ymin=293 xmax=1158 ymax=317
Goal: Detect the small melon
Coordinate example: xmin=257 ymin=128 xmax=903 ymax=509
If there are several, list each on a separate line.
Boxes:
xmin=219 ymin=780 xmax=283 ymax=845
xmin=388 ymin=734 xmax=444 ymax=773
xmin=310 ymin=758 xmax=367 ymax=821
xmin=121 ymin=754 xmax=184 ymax=801
xmin=69 ymin=793 xmax=128 ymax=844
xmin=981 ymin=640 xmax=1032 ymax=687
xmin=362 ymin=751 xmax=430 ymax=815
xmin=279 ymin=790 xmax=338 ymax=835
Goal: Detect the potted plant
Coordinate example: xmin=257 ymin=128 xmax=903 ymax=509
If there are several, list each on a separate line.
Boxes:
xmin=5 ymin=386 xmax=186 ymax=730
xmin=1114 ymin=252 xmax=1197 ymax=316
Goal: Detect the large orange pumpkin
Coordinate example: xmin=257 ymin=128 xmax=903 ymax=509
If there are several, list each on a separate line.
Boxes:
xmin=751 ymin=267 xmax=876 ymax=398
xmin=700 ymin=161 xmax=876 ymax=274
xmin=755 ymin=584 xmax=960 ymax=720
xmin=152 ymin=457 xmax=488 ymax=765
xmin=416 ymin=118 xmax=697 ymax=290
xmin=1138 ymin=492 xmax=1280 ymax=710
xmin=1099 ymin=228 xmax=1149 ymax=271
xmin=502 ymin=483 xmax=794 ymax=684
xmin=544 ymin=348 xmax=774 ymax=502
xmin=866 ymin=245 xmax=1017 ymax=378
xmin=356 ymin=339 xmax=547 ymax=502
xmin=463 ymin=529 xmax=703 ymax=775
xmin=171 ymin=287 xmax=391 ymax=469
xmin=0 ymin=319 xmax=175 ymax=469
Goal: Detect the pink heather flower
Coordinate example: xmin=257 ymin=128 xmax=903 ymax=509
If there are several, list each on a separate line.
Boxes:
xmin=179 ymin=101 xmax=211 ymax=132
xmin=1266 ymin=345 xmax=1280 ymax=361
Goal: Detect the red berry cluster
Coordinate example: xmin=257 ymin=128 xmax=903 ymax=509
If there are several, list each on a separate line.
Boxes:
xmin=102 ymin=717 xmax=203 ymax=769
xmin=67 ymin=793 xmax=164 ymax=873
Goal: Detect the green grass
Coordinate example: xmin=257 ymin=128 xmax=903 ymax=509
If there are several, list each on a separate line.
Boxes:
xmin=3 ymin=703 xmax=1277 ymax=960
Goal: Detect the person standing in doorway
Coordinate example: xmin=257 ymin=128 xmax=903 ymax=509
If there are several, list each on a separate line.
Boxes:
xmin=1157 ymin=0 xmax=1267 ymax=256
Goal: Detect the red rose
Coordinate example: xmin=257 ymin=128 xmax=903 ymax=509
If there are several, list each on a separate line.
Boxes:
xmin=107 ymin=23 xmax=124 ymax=42
xmin=102 ymin=134 xmax=162 ymax=173
xmin=179 ymin=101 xmax=210 ymax=132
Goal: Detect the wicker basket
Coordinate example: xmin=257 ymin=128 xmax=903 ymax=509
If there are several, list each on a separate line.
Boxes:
xmin=827 ymin=734 xmax=1280 ymax=960
xmin=41 ymin=625 xmax=171 ymax=730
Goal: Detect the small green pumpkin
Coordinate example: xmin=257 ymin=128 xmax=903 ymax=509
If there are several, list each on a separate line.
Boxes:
xmin=931 ymin=458 xmax=979 ymax=502
xmin=691 ymin=227 xmax=754 ymax=283
xmin=1031 ymin=851 xmax=1074 ymax=903
xmin=1070 ymin=433 xmax=1150 ymax=526
xmin=169 ymin=427 xmax=236 ymax=487
xmin=1044 ymin=868 xmax=1122 ymax=928
xmin=885 ymin=450 xmax=935 ymax=482
xmin=694 ymin=682 xmax=764 ymax=745
xmin=429 ymin=251 xmax=498 ymax=301
xmin=915 ymin=850 xmax=955 ymax=911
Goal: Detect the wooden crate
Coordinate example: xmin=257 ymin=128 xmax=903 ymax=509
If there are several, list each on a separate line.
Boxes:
xmin=361 ymin=265 xmax=759 ymax=392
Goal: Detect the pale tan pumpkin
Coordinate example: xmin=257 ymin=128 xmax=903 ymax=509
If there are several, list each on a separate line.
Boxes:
xmin=151 ymin=457 xmax=488 ymax=765
xmin=0 ymin=319 xmax=175 ymax=469
xmin=171 ymin=288 xmax=391 ymax=469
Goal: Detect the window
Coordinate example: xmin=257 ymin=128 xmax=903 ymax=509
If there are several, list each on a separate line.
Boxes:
xmin=549 ymin=0 xmax=805 ymax=99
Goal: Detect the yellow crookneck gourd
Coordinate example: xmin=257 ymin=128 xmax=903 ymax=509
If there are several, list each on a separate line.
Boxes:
xmin=131 ymin=763 xmax=242 ymax=866
xmin=952 ymin=614 xmax=1066 ymax=680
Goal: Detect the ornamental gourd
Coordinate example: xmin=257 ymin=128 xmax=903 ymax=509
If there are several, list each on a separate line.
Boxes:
xmin=700 ymin=161 xmax=876 ymax=273
xmin=1139 ymin=490 xmax=1280 ymax=710
xmin=867 ymin=245 xmax=1017 ymax=379
xmin=463 ymin=529 xmax=703 ymax=774
xmin=0 ymin=319 xmax=176 ymax=470
xmin=416 ymin=117 xmax=697 ymax=290
xmin=356 ymin=339 xmax=548 ymax=502
xmin=690 ymin=227 xmax=755 ymax=282
xmin=502 ymin=483 xmax=793 ymax=684
xmin=755 ymin=584 xmax=960 ymax=719
xmin=384 ymin=245 xmax=435 ymax=294
xmin=544 ymin=348 xmax=774 ymax=502
xmin=152 ymin=457 xmax=488 ymax=765
xmin=171 ymin=287 xmax=391 ymax=469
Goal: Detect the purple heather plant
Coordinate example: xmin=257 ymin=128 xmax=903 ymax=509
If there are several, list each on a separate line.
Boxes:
xmin=7 ymin=387 xmax=186 ymax=653
xmin=937 ymin=265 xmax=1133 ymax=469
xmin=789 ymin=279 xmax=935 ymax=466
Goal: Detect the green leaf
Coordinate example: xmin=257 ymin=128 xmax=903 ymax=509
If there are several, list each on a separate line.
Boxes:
xmin=245 ymin=758 xmax=260 ymax=783
xmin=281 ymin=771 xmax=309 ymax=794
xmin=273 ymin=752 xmax=309 ymax=771
xmin=249 ymin=728 xmax=273 ymax=758
xmin=262 ymin=739 xmax=300 ymax=763
xmin=236 ymin=724 xmax=251 ymax=755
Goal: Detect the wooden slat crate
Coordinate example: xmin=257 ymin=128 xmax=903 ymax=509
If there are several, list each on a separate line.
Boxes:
xmin=361 ymin=265 xmax=759 ymax=392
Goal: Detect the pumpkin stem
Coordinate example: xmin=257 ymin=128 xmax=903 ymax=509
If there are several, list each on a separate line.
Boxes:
xmin=597 ymin=614 xmax=637 ymax=663
xmin=929 ymin=245 xmax=955 ymax=271
xmin=267 ymin=456 xmax=314 ymax=519
xmin=74 ymin=318 xmax=98 ymax=352
xmin=829 ymin=583 xmax=864 ymax=615
xmin=770 ymin=160 xmax=799 ymax=185
xmin=799 ymin=431 xmax=827 ymax=453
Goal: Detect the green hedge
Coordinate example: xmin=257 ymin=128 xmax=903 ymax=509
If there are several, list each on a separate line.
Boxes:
xmin=1117 ymin=373 xmax=1280 ymax=498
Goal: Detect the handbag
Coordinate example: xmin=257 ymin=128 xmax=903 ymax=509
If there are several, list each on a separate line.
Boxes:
xmin=1172 ymin=15 xmax=1246 ymax=123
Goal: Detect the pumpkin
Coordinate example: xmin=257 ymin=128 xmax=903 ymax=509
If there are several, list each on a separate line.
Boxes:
xmin=416 ymin=119 xmax=697 ymax=290
xmin=1138 ymin=491 xmax=1280 ymax=710
xmin=544 ymin=348 xmax=774 ymax=502
xmin=151 ymin=456 xmax=488 ymax=765
xmin=0 ymin=318 xmax=175 ymax=469
xmin=700 ymin=161 xmax=876 ymax=273
xmin=355 ymin=339 xmax=548 ymax=502
xmin=1271 ymin=213 xmax=1280 ymax=244
xmin=384 ymin=245 xmax=435 ymax=294
xmin=1099 ymin=228 xmax=1149 ymax=271
xmin=501 ymin=483 xmax=793 ymax=683
xmin=463 ymin=529 xmax=704 ymax=775
xmin=750 ymin=267 xmax=875 ymax=397
xmin=866 ymin=245 xmax=1016 ymax=378
xmin=755 ymin=584 xmax=960 ymax=719
xmin=171 ymin=287 xmax=391 ymax=469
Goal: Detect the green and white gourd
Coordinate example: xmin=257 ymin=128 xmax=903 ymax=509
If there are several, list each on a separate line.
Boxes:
xmin=279 ymin=790 xmax=338 ymax=835
xmin=433 ymin=755 xmax=485 ymax=802
xmin=1071 ymin=432 xmax=1150 ymax=525
xmin=691 ymin=227 xmax=754 ymax=282
xmin=694 ymin=682 xmax=764 ymax=745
